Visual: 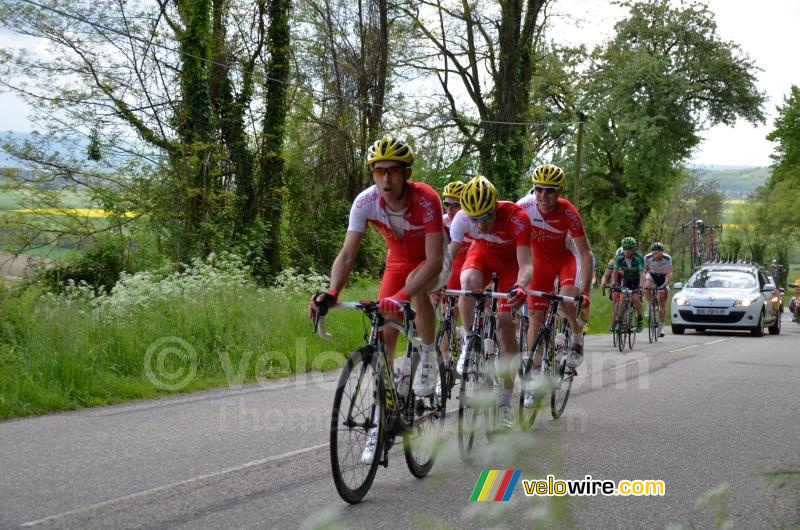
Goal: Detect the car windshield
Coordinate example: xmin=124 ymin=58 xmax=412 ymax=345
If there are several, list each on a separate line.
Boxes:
xmin=686 ymin=270 xmax=756 ymax=289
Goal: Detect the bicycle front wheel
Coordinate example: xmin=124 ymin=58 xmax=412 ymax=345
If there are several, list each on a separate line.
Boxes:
xmin=458 ymin=336 xmax=486 ymax=460
xmin=434 ymin=320 xmax=457 ymax=401
xmin=616 ymin=306 xmax=626 ymax=353
xmin=404 ymin=353 xmax=447 ymax=477
xmin=648 ymin=300 xmax=658 ymax=343
xmin=627 ymin=305 xmax=636 ymax=350
xmin=518 ymin=328 xmax=550 ymax=431
xmin=330 ymin=347 xmax=382 ymax=504
xmin=550 ymin=321 xmax=573 ymax=418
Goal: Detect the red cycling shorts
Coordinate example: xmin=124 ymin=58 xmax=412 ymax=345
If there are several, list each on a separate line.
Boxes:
xmin=461 ymin=245 xmax=519 ymax=312
xmin=378 ymin=254 xmax=424 ymax=300
xmin=446 ymin=244 xmax=470 ymax=290
xmin=527 ymin=254 xmax=577 ymax=311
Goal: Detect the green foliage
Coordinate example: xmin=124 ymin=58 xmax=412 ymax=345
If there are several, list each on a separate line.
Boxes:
xmin=0 ymin=257 xmax=377 ymax=419
xmin=766 ymin=85 xmax=800 ymax=185
xmin=577 ymin=0 xmax=764 ymax=250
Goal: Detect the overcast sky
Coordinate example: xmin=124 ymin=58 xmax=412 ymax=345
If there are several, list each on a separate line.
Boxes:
xmin=1 ymin=0 xmax=798 ymax=167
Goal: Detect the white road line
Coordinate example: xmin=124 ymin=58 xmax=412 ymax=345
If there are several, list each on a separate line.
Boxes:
xmin=704 ymin=338 xmax=731 ymax=345
xmin=616 ymin=360 xmax=640 ymax=369
xmin=669 ymin=344 xmax=699 ymax=353
xmin=20 ymin=442 xmax=330 ymax=527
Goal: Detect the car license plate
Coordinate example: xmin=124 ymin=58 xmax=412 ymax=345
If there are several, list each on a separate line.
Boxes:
xmin=697 ymin=308 xmax=726 ymax=315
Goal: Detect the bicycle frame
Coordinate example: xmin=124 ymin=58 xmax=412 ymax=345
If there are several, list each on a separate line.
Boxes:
xmin=316 ymin=302 xmax=426 ymax=441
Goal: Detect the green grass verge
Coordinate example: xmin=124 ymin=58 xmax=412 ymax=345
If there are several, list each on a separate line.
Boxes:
xmin=0 ymin=280 xmax=382 ymax=420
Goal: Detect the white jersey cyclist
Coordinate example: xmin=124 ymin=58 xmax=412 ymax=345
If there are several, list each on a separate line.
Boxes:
xmin=644 ymin=252 xmax=672 ymax=287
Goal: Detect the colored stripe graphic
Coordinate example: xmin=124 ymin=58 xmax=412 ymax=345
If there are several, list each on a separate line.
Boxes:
xmin=501 ymin=470 xmax=522 ymax=501
xmin=470 ymin=470 xmax=521 ymax=501
xmin=470 ymin=470 xmax=490 ymax=501
xmin=477 ymin=470 xmax=498 ymax=501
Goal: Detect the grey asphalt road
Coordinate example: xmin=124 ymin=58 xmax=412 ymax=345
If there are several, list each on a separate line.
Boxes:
xmin=2 ymin=316 xmax=798 ymax=529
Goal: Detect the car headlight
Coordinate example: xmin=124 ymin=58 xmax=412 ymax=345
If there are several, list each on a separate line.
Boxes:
xmin=734 ymin=296 xmax=760 ymax=307
xmin=673 ymin=296 xmax=690 ymax=306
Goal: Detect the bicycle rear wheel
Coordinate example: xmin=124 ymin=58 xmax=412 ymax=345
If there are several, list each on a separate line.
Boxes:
xmin=404 ymin=352 xmax=447 ymax=477
xmin=434 ymin=320 xmax=458 ymax=400
xmin=550 ymin=319 xmax=573 ymax=419
xmin=648 ymin=300 xmax=658 ymax=343
xmin=457 ymin=336 xmax=485 ymax=460
xmin=518 ymin=327 xmax=551 ymax=431
xmin=330 ymin=347 xmax=382 ymax=504
xmin=627 ymin=305 xmax=636 ymax=350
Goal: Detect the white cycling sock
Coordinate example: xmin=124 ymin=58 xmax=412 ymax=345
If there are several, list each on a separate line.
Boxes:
xmin=573 ymin=331 xmax=584 ymax=346
xmin=419 ymin=343 xmax=435 ymax=364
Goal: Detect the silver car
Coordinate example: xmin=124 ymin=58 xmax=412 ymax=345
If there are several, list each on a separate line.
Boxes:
xmin=670 ymin=263 xmax=781 ymax=336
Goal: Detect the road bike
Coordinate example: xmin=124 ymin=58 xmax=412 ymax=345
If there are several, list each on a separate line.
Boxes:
xmin=517 ymin=290 xmax=583 ymax=430
xmin=644 ymin=286 xmax=666 ymax=343
xmin=434 ymin=292 xmax=461 ymax=403
xmin=315 ymin=301 xmax=446 ymax=503
xmin=612 ymin=286 xmax=639 ymax=352
xmin=681 ymin=218 xmax=723 ymax=269
xmin=444 ymin=274 xmax=509 ymax=459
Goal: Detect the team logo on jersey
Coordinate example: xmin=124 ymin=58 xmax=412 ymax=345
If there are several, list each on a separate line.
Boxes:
xmin=564 ymin=208 xmax=582 ymax=230
xmin=418 ymin=195 xmax=434 ymax=223
xmin=356 ymin=189 xmax=379 ymax=209
xmin=511 ymin=214 xmax=526 ymax=235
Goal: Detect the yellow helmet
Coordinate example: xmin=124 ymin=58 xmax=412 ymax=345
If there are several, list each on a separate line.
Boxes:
xmin=367 ymin=135 xmax=414 ymax=167
xmin=532 ymin=164 xmax=566 ymax=187
xmin=442 ymin=180 xmax=466 ymax=199
xmin=461 ymin=175 xmax=497 ymax=217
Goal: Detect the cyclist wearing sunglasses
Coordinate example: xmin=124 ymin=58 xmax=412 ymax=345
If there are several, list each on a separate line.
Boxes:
xmin=517 ymin=163 xmax=593 ymax=370
xmin=441 ymin=180 xmax=472 ymax=290
xmin=449 ymin=175 xmax=533 ymax=430
xmin=643 ymin=242 xmax=673 ymax=337
xmin=600 ymin=246 xmax=625 ymax=330
xmin=612 ymin=237 xmax=646 ymax=332
xmin=308 ymin=135 xmax=445 ymax=400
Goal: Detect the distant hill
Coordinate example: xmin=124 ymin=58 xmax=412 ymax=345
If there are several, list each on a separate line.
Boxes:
xmin=691 ymin=166 xmax=771 ymax=198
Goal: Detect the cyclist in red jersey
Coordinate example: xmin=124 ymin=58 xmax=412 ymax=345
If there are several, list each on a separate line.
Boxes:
xmin=436 ymin=180 xmax=471 ymax=349
xmin=308 ymin=136 xmax=444 ymax=399
xmin=517 ymin=164 xmax=592 ymax=371
xmin=441 ymin=180 xmax=472 ymax=290
xmin=449 ymin=175 xmax=532 ymax=430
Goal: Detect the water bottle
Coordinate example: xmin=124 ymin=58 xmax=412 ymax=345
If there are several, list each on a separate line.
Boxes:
xmin=555 ymin=332 xmax=567 ymax=349
xmin=394 ymin=357 xmax=412 ymax=397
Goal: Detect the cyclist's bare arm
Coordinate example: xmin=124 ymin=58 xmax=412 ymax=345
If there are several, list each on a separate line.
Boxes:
xmin=403 ymin=231 xmax=444 ymax=297
xmin=329 ymin=230 xmax=364 ymax=293
xmin=447 ymin=240 xmax=461 ymax=261
xmin=515 ymin=245 xmax=533 ymax=287
xmin=573 ymin=235 xmax=593 ymax=293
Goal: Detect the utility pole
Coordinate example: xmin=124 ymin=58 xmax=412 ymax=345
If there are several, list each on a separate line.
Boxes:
xmin=573 ymin=111 xmax=586 ymax=202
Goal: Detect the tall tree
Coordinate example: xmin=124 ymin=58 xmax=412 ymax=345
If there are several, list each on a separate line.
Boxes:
xmin=577 ymin=0 xmax=764 ymax=248
xmin=396 ymin=0 xmax=560 ymax=197
xmin=0 ymin=0 xmax=293 ymax=278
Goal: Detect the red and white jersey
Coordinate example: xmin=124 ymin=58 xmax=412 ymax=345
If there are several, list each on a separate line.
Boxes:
xmin=347 ymin=181 xmax=443 ymax=262
xmin=517 ymin=195 xmax=585 ymax=261
xmin=443 ymin=213 xmax=474 ymax=247
xmin=450 ymin=201 xmax=530 ymax=257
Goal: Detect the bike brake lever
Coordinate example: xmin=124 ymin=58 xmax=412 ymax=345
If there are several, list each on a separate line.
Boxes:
xmin=316 ymin=314 xmax=333 ymax=340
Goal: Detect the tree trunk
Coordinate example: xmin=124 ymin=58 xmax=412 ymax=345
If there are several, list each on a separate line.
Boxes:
xmin=257 ymin=0 xmax=291 ymax=278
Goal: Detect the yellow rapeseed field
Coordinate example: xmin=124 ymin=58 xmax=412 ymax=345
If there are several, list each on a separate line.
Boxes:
xmin=12 ymin=208 xmax=136 ymax=218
